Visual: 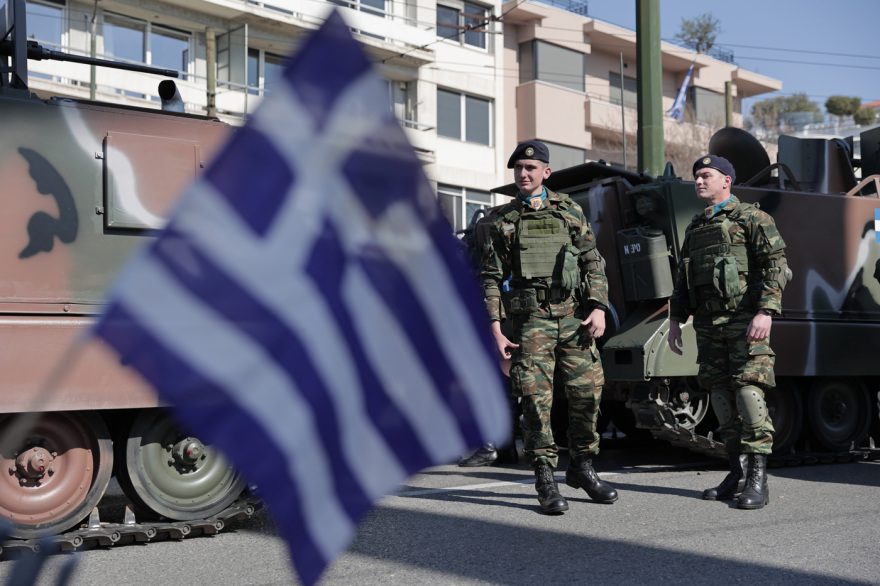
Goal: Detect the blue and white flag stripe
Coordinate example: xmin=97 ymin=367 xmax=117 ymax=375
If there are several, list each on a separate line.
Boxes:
xmin=666 ymin=61 xmax=694 ymax=122
xmin=875 ymin=208 xmax=880 ymax=243
xmin=94 ymin=11 xmax=507 ymax=585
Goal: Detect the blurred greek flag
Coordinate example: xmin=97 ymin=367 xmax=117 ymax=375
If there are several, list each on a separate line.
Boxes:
xmin=666 ymin=61 xmax=694 ymax=122
xmin=93 ymin=11 xmax=508 ymax=585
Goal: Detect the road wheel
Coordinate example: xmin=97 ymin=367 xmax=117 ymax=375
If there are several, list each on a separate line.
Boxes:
xmin=118 ymin=410 xmax=245 ymax=520
xmin=768 ymin=379 xmax=804 ymax=455
xmin=0 ymin=412 xmax=113 ymax=538
xmin=806 ymin=379 xmax=872 ymax=452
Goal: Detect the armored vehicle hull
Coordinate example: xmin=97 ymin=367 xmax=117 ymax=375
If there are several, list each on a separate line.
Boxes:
xmin=0 ymin=90 xmax=251 ymax=539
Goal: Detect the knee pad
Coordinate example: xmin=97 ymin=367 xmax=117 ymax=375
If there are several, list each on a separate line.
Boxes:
xmin=735 ymin=385 xmax=768 ymax=429
xmin=710 ymin=390 xmax=735 ymax=425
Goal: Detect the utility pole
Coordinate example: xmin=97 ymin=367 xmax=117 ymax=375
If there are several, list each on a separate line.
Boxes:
xmin=619 ymin=52 xmax=627 ymax=169
xmin=89 ymin=0 xmax=99 ymax=100
xmin=725 ymin=80 xmax=733 ymax=127
xmin=636 ymin=0 xmax=663 ymax=176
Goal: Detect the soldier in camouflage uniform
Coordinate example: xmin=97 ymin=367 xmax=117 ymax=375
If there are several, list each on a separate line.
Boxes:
xmin=668 ymin=155 xmax=791 ymax=510
xmin=480 ymin=140 xmax=618 ymax=514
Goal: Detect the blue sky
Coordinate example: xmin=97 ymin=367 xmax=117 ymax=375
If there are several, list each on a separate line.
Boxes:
xmin=586 ymin=0 xmax=880 ymax=118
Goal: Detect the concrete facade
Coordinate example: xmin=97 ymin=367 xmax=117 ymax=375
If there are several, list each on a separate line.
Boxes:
xmin=19 ymin=0 xmax=781 ymax=231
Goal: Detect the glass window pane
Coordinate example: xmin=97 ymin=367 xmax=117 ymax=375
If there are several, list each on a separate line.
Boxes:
xmin=263 ymin=52 xmax=285 ymax=93
xmin=437 ymin=89 xmax=461 ymax=139
xmin=463 ymin=2 xmax=486 ymax=49
xmin=247 ymin=48 xmax=259 ymax=95
xmin=543 ymin=140 xmax=585 ymax=169
xmin=465 ymin=95 xmax=489 ymax=145
xmin=151 ymin=26 xmax=189 ymax=75
xmin=438 ymin=191 xmax=462 ymax=230
xmin=437 ymin=5 xmax=459 ymax=40
xmin=104 ymin=14 xmax=146 ymax=63
xmin=519 ymin=41 xmax=534 ymax=84
xmin=361 ymin=0 xmax=384 ymax=15
xmin=27 ymin=1 xmax=63 ymax=45
xmin=694 ymin=87 xmax=725 ymax=125
xmin=609 ymin=72 xmax=637 ymax=108
xmin=465 ymin=188 xmax=491 ymax=203
xmin=536 ymin=41 xmax=584 ymax=92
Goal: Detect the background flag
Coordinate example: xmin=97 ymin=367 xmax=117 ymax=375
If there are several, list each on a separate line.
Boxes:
xmin=875 ymin=209 xmax=880 ymax=243
xmin=92 ymin=10 xmax=508 ymax=585
xmin=666 ymin=61 xmax=695 ymax=122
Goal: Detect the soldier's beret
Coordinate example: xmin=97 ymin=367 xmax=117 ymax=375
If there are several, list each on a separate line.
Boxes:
xmin=507 ymin=140 xmax=550 ymax=168
xmin=692 ymin=154 xmax=736 ymax=183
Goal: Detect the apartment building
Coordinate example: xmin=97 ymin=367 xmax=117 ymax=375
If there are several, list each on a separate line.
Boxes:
xmin=21 ymin=0 xmax=781 ymax=233
xmin=23 ymin=0 xmax=506 ymax=231
xmin=501 ymin=1 xmax=781 ymax=173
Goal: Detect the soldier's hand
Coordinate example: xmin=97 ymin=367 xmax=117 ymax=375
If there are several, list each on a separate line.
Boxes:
xmin=668 ymin=320 xmax=684 ymax=355
xmin=491 ymin=321 xmax=519 ymax=360
xmin=581 ymin=308 xmax=606 ymax=339
xmin=747 ymin=312 xmax=772 ymax=341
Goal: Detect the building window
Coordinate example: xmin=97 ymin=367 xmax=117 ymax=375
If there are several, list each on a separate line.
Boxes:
xmin=519 ymin=40 xmax=585 ymax=92
xmin=543 ymin=140 xmax=586 ymax=170
xmin=436 ymin=1 xmax=488 ymax=49
xmin=103 ymin=12 xmax=191 ymax=80
xmin=687 ymin=86 xmax=725 ymax=125
xmin=437 ymin=88 xmax=491 ymax=145
xmin=438 ymin=184 xmax=492 ymax=231
xmin=247 ymin=48 xmax=285 ymax=96
xmin=330 ymin=0 xmax=387 ymax=17
xmin=385 ymin=80 xmax=417 ymax=128
xmin=609 ymin=71 xmax=637 ymax=108
xmin=26 ymin=0 xmax=64 ymax=46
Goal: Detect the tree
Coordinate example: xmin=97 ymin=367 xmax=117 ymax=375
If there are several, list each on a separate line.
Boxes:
xmin=825 ymin=95 xmax=861 ymax=117
xmin=675 ymin=13 xmax=720 ymax=54
xmin=749 ymin=93 xmax=822 ymax=133
xmin=854 ymin=106 xmax=876 ymax=126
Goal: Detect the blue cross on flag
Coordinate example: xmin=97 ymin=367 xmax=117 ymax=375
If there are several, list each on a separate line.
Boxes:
xmin=93 ymin=10 xmax=508 ymax=585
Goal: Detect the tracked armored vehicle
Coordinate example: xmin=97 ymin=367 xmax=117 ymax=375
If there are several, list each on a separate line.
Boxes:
xmin=496 ymin=126 xmax=880 ymax=462
xmin=0 ymin=1 xmax=252 ymax=545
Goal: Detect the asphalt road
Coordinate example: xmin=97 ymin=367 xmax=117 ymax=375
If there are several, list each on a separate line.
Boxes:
xmin=3 ymin=445 xmax=879 ymax=585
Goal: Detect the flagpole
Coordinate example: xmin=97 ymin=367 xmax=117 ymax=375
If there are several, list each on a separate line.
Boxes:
xmin=620 ymin=52 xmax=627 ymax=170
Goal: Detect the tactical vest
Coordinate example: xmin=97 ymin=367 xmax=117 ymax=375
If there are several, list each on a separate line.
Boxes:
xmin=514 ymin=207 xmax=571 ymax=283
xmin=685 ymin=207 xmax=752 ymax=312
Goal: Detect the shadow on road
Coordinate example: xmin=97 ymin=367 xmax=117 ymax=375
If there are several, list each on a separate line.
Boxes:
xmin=346 ymin=506 xmax=871 ymax=585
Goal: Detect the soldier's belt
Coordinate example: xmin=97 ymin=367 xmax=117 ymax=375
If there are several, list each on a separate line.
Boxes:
xmin=508 ymin=286 xmax=572 ymax=313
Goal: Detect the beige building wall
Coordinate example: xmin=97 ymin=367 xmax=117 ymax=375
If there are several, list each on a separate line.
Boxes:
xmin=502 ymin=1 xmax=782 ymax=175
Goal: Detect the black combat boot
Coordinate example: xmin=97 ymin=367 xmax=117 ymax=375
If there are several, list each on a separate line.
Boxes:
xmin=534 ymin=463 xmax=568 ymax=514
xmin=702 ymin=452 xmax=748 ymax=501
xmin=458 ymin=443 xmax=498 ymax=467
xmin=565 ymin=456 xmax=618 ymax=504
xmin=736 ymin=454 xmax=770 ymax=510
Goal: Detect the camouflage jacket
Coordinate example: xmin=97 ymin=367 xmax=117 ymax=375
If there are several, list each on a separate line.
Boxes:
xmin=669 ymin=195 xmax=788 ymax=324
xmin=480 ymin=189 xmax=609 ymax=321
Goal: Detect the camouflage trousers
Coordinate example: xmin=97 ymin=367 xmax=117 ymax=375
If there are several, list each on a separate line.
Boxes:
xmin=694 ymin=314 xmax=775 ymax=455
xmin=508 ymin=312 xmax=604 ymax=468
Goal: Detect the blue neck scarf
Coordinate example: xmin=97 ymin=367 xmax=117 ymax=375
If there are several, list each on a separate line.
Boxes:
xmin=709 ymin=195 xmax=732 ymax=217
xmin=519 ymin=186 xmax=547 ymax=209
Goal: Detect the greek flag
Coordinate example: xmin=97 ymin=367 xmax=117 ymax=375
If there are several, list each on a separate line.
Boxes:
xmin=666 ymin=61 xmax=694 ymax=122
xmin=93 ymin=11 xmax=508 ymax=585
xmin=875 ymin=209 xmax=880 ymax=243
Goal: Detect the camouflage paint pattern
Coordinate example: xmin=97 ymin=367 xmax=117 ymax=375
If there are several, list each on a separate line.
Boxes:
xmin=480 ymin=189 xmax=609 ymax=468
xmin=0 ymin=89 xmax=230 ymax=413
